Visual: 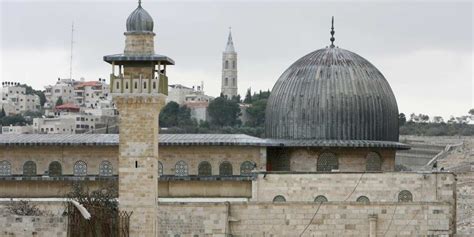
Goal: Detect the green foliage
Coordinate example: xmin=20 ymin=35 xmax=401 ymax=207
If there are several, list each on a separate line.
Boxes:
xmin=243 ymin=88 xmax=252 ymax=104
xmin=19 ymin=84 xmax=46 ymax=107
xmin=246 ymin=99 xmax=267 ymax=127
xmin=398 ymin=113 xmax=406 ymax=126
xmin=1 ymin=114 xmax=27 ymax=126
xmin=208 ymin=96 xmax=241 ymax=126
xmin=469 ymin=108 xmax=474 ymax=116
xmin=0 ymin=107 xmax=5 ymax=118
xmin=159 ymin=101 xmax=197 ymax=129
xmin=55 ymin=97 xmax=64 ymax=106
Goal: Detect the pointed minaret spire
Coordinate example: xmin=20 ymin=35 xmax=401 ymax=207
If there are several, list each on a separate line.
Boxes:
xmin=330 ymin=16 xmax=335 ymax=48
xmin=225 ymin=27 xmax=235 ymax=52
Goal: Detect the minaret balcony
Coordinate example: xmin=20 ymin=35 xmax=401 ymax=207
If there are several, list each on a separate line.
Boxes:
xmin=110 ymin=73 xmax=168 ymax=95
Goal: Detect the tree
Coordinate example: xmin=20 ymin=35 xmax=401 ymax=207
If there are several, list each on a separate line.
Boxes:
xmin=419 ymin=114 xmax=429 ymax=123
xmin=469 ymin=109 xmax=474 ymax=116
xmin=246 ymin=99 xmax=267 ymax=127
xmin=0 ymin=107 xmax=5 ymax=118
xmin=398 ymin=113 xmax=406 ymax=126
xmin=55 ymin=97 xmax=64 ymax=106
xmin=159 ymin=101 xmax=180 ymax=127
xmin=243 ymin=88 xmax=252 ymax=104
xmin=208 ymin=97 xmax=241 ymax=126
xmin=1 ymin=114 xmax=27 ymax=126
xmin=432 ymin=116 xmax=444 ymax=124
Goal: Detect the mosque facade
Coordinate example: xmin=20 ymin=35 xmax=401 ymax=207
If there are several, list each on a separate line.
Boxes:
xmin=0 ymin=3 xmax=458 ymax=237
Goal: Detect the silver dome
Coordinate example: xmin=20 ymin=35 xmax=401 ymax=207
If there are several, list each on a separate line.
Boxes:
xmin=126 ymin=4 xmax=154 ymax=32
xmin=265 ymin=47 xmax=399 ymax=142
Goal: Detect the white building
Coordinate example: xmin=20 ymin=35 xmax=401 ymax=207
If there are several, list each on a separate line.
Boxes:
xmin=1 ymin=125 xmax=33 ymax=134
xmin=33 ymin=113 xmax=105 ymax=134
xmin=168 ymin=83 xmax=214 ymax=122
xmin=0 ymin=82 xmax=41 ymax=115
xmin=44 ymin=78 xmax=75 ymax=108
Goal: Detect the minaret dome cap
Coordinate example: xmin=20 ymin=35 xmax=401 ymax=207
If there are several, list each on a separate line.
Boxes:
xmin=126 ymin=1 xmax=154 ymax=33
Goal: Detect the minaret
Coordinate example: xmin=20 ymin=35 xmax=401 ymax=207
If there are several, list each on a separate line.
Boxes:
xmin=221 ymin=28 xmax=238 ymax=99
xmin=104 ymin=1 xmax=174 ymax=236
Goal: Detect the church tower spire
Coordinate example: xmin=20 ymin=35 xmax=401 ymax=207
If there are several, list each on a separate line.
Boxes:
xmin=221 ymin=27 xmax=238 ymax=99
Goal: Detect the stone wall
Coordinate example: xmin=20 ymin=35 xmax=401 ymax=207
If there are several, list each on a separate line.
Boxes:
xmin=251 ymin=172 xmax=456 ymax=203
xmin=158 ymin=202 xmax=454 ymax=236
xmin=0 ymin=204 xmax=67 ymax=237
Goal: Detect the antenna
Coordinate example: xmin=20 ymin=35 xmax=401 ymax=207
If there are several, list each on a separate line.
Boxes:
xmin=69 ymin=22 xmax=74 ymax=80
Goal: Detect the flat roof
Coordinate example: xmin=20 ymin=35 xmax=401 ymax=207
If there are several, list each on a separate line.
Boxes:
xmin=103 ymin=54 xmax=175 ymax=65
xmin=0 ymin=134 xmax=410 ymax=149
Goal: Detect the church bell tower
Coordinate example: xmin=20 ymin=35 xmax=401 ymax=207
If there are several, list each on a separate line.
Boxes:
xmin=221 ymin=28 xmax=238 ymax=99
xmin=104 ymin=1 xmax=174 ymax=236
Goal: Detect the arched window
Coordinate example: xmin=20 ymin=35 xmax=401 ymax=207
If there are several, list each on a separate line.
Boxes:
xmin=225 ymin=60 xmax=229 ymax=69
xmin=316 ymin=152 xmax=338 ymax=172
xmin=153 ymin=81 xmax=157 ymax=90
xmin=73 ymin=160 xmax=87 ymax=176
xmin=125 ymin=82 xmax=129 ymax=90
xmin=314 ymin=195 xmax=328 ymax=203
xmin=198 ymin=161 xmax=212 ymax=176
xmin=23 ymin=161 xmax=36 ymax=176
xmin=232 ymin=78 xmax=236 ymax=86
xmin=232 ymin=61 xmax=236 ymax=69
xmin=49 ymin=161 xmax=62 ymax=176
xmin=99 ymin=161 xmax=113 ymax=176
xmin=273 ymin=195 xmax=286 ymax=202
xmin=158 ymin=161 xmax=163 ymax=176
xmin=175 ymin=160 xmax=188 ymax=176
xmin=398 ymin=190 xmax=413 ymax=202
xmin=116 ymin=81 xmax=120 ymax=90
xmin=0 ymin=160 xmax=11 ymax=176
xmin=366 ymin=152 xmax=382 ymax=171
xmin=225 ymin=78 xmax=228 ymax=86
xmin=356 ymin=196 xmax=370 ymax=204
xmin=143 ymin=82 xmax=147 ymax=89
xmin=219 ymin=161 xmax=233 ymax=176
xmin=240 ymin=161 xmax=255 ymax=175
xmin=134 ymin=82 xmax=138 ymax=89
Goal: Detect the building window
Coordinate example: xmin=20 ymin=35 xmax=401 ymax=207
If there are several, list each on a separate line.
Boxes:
xmin=99 ymin=161 xmax=113 ymax=176
xmin=225 ymin=60 xmax=229 ymax=69
xmin=158 ymin=161 xmax=163 ymax=176
xmin=134 ymin=82 xmax=138 ymax=89
xmin=0 ymin=160 xmax=11 ymax=176
xmin=219 ymin=161 xmax=233 ymax=176
xmin=175 ymin=160 xmax=188 ymax=176
xmin=198 ymin=161 xmax=212 ymax=176
xmin=153 ymin=81 xmax=156 ymax=90
xmin=398 ymin=190 xmax=413 ymax=202
xmin=316 ymin=152 xmax=338 ymax=172
xmin=240 ymin=161 xmax=255 ymax=175
xmin=232 ymin=78 xmax=236 ymax=86
xmin=314 ymin=195 xmax=328 ymax=203
xmin=49 ymin=161 xmax=62 ymax=176
xmin=143 ymin=82 xmax=147 ymax=89
xmin=23 ymin=161 xmax=36 ymax=176
xmin=366 ymin=152 xmax=382 ymax=171
xmin=125 ymin=82 xmax=129 ymax=89
xmin=73 ymin=160 xmax=87 ymax=176
xmin=225 ymin=78 xmax=228 ymax=86
xmin=232 ymin=61 xmax=236 ymax=69
xmin=356 ymin=196 xmax=370 ymax=204
xmin=273 ymin=195 xmax=286 ymax=203
xmin=116 ymin=81 xmax=119 ymax=90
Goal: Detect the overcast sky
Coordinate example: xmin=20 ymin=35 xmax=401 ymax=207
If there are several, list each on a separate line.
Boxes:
xmin=1 ymin=0 xmax=472 ymax=119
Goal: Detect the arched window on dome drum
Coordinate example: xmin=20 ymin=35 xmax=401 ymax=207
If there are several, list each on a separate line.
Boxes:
xmin=73 ymin=160 xmax=87 ymax=176
xmin=240 ymin=161 xmax=255 ymax=176
xmin=225 ymin=78 xmax=228 ymax=86
xmin=314 ymin=195 xmax=328 ymax=203
xmin=0 ymin=160 xmax=11 ymax=176
xmin=23 ymin=161 xmax=36 ymax=176
xmin=356 ymin=196 xmax=370 ymax=204
xmin=219 ymin=162 xmax=233 ymax=176
xmin=316 ymin=153 xmax=338 ymax=172
xmin=398 ymin=190 xmax=413 ymax=202
xmin=49 ymin=161 xmax=62 ymax=176
xmin=99 ymin=161 xmax=113 ymax=176
xmin=198 ymin=161 xmax=212 ymax=176
xmin=225 ymin=60 xmax=229 ymax=69
xmin=175 ymin=160 xmax=188 ymax=176
xmin=366 ymin=152 xmax=382 ymax=171
xmin=273 ymin=195 xmax=286 ymax=203
xmin=158 ymin=161 xmax=163 ymax=176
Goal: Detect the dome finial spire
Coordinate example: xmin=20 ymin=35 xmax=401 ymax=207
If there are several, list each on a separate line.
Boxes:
xmin=330 ymin=16 xmax=335 ymax=48
xmin=138 ymin=0 xmax=142 ymax=7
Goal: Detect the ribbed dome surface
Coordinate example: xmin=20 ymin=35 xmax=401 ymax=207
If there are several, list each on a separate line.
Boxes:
xmin=265 ymin=47 xmax=399 ymax=141
xmin=126 ymin=5 xmax=154 ymax=32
